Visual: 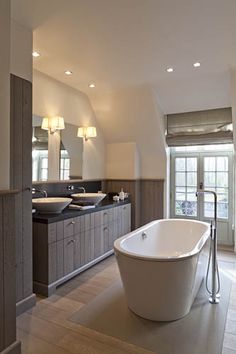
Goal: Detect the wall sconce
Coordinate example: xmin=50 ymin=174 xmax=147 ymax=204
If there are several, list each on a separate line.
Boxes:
xmin=77 ymin=126 xmax=97 ymax=141
xmin=41 ymin=116 xmax=65 ymax=134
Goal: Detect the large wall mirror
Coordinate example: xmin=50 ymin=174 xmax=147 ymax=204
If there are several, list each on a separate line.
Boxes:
xmin=32 ymin=115 xmax=83 ymax=181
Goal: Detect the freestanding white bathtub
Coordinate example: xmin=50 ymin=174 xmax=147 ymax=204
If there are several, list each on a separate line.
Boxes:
xmin=114 ymin=219 xmax=210 ymax=321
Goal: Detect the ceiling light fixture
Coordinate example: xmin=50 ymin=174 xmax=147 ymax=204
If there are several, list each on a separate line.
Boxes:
xmin=166 ymin=67 xmax=174 ymax=73
xmin=89 ymin=83 xmax=95 ymax=88
xmin=193 ymin=62 xmax=201 ymax=67
xmin=65 ymin=70 xmax=73 ymax=75
xmin=32 ymin=51 xmax=40 ymax=58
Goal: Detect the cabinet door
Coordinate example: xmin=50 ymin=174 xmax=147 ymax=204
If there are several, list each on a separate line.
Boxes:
xmin=74 ymin=234 xmax=81 ymax=270
xmin=64 ymin=236 xmax=75 ymax=275
xmin=94 ymin=226 xmax=104 ymax=258
xmin=56 ymin=240 xmax=64 ymax=280
xmin=108 ymin=223 xmax=116 ymax=250
xmin=103 ymin=225 xmax=109 ymax=253
xmin=121 ymin=204 xmax=131 ymax=235
xmin=84 ymin=229 xmax=95 ymax=263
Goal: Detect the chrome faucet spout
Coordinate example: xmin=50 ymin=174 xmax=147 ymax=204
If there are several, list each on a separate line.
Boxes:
xmin=32 ymin=188 xmax=47 ymax=198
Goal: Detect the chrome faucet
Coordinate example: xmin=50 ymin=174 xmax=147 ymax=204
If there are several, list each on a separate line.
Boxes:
xmin=196 ymin=187 xmax=219 ymax=304
xmin=67 ymin=185 xmax=86 ymax=193
xmin=32 ymin=188 xmax=47 ymax=198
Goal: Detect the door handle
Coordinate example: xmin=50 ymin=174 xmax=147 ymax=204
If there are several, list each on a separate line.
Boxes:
xmin=199 ymin=182 xmax=203 ymax=190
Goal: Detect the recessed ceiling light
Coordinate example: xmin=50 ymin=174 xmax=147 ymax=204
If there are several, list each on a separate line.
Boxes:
xmin=32 ymin=51 xmax=40 ymax=58
xmin=65 ymin=70 xmax=73 ymax=75
xmin=166 ymin=67 xmax=174 ymax=73
xmin=89 ymin=83 xmax=95 ymax=88
xmin=193 ymin=62 xmax=201 ymax=67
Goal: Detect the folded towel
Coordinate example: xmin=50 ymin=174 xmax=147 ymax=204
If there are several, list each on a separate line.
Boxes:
xmin=69 ymin=204 xmax=96 ymax=210
xmin=71 ymin=200 xmax=95 ymax=206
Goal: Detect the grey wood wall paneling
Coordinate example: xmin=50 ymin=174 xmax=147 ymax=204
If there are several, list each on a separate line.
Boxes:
xmin=0 ymin=193 xmax=21 ymax=354
xmin=104 ymin=180 xmax=139 ymax=230
xmin=10 ymin=75 xmax=23 ymax=302
xmin=140 ymin=179 xmax=164 ymax=225
xmin=104 ymin=179 xmax=164 ymax=229
xmin=22 ymin=78 xmax=33 ymax=299
xmin=10 ymin=74 xmax=35 ymax=314
xmin=3 ymin=195 xmax=17 ymax=347
xmin=0 ymin=197 xmax=4 ymax=352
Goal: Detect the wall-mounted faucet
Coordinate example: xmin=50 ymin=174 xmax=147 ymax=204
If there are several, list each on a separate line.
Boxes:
xmin=196 ymin=187 xmax=220 ymax=304
xmin=67 ymin=185 xmax=86 ymax=193
xmin=32 ymin=187 xmax=47 ymax=198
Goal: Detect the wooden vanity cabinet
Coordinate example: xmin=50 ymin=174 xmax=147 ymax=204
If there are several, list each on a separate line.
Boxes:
xmin=33 ymin=203 xmax=131 ymax=296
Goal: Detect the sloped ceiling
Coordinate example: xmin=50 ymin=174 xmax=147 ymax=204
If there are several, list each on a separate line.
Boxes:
xmin=11 ymin=0 xmax=236 ymax=114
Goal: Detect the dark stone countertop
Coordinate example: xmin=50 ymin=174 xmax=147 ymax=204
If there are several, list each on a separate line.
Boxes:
xmin=33 ymin=199 xmax=130 ymax=224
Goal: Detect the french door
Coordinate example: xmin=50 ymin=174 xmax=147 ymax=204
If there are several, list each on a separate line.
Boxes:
xmin=170 ymin=150 xmax=233 ymax=245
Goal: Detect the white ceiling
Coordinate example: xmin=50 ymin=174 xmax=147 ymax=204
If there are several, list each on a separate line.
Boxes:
xmin=11 ymin=0 xmax=236 ymax=113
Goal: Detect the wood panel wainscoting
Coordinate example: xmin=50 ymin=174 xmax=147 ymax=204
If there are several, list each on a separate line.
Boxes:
xmin=10 ymin=74 xmax=36 ymax=316
xmin=0 ymin=190 xmax=21 ymax=354
xmin=103 ymin=179 xmax=164 ymax=229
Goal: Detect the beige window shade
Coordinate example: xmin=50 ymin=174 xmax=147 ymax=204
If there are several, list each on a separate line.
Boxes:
xmin=166 ymin=108 xmax=233 ymax=146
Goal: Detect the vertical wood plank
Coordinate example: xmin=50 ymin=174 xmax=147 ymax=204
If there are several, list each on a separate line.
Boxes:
xmin=0 ymin=197 xmax=4 ymax=352
xmin=3 ymin=195 xmax=16 ymax=347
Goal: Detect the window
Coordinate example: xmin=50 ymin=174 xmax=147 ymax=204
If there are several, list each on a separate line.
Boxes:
xmin=60 ymin=150 xmax=70 ymax=180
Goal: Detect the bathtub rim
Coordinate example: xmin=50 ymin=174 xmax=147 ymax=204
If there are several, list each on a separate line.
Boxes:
xmin=114 ymin=218 xmax=210 ymax=262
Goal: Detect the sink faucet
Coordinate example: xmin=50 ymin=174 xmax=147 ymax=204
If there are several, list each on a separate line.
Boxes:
xmin=196 ymin=187 xmax=219 ymax=304
xmin=32 ymin=188 xmax=47 ymax=198
xmin=67 ymin=185 xmax=86 ymax=193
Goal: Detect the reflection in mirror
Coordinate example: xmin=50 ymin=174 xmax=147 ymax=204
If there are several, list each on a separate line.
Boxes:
xmin=32 ymin=117 xmax=83 ymax=182
xmin=32 ymin=115 xmax=49 ymax=181
xmin=60 ymin=123 xmax=83 ymax=180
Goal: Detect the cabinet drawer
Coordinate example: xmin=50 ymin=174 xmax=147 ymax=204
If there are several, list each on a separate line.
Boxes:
xmin=64 ymin=218 xmax=75 ymax=238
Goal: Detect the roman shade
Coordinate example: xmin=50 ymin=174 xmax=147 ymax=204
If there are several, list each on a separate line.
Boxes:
xmin=166 ymin=108 xmax=233 ymax=146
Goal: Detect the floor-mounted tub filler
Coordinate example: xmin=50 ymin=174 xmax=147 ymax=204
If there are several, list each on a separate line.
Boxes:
xmin=114 ymin=219 xmax=213 ymax=321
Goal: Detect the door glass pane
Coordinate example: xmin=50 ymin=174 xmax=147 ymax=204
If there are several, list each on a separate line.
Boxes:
xmin=216 ymin=172 xmax=228 ymax=187
xmin=204 ymin=157 xmax=216 ymax=171
xmin=217 ymin=156 xmax=228 ymax=171
xmin=203 ymin=156 xmax=229 ymax=219
xmin=204 ymin=172 xmax=215 ymax=187
xmin=175 ymin=158 xmax=185 ymax=171
xmin=187 ymin=158 xmax=197 ymax=171
xmin=187 ymin=172 xmax=197 ymax=186
xmin=174 ymin=157 xmax=197 ymax=217
xmin=176 ymin=172 xmax=185 ymax=186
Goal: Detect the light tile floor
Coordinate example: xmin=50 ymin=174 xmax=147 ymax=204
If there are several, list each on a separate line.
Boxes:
xmin=17 ymin=250 xmax=236 ymax=354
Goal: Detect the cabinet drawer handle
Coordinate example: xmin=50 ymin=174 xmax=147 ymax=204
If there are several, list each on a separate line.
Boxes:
xmin=70 ymin=221 xmax=75 ymax=225
xmin=123 ymin=207 xmax=126 ymax=210
xmin=104 ymin=227 xmax=108 ymax=231
xmin=67 ymin=239 xmax=75 ymax=245
xmin=103 ymin=212 xmax=107 ymax=216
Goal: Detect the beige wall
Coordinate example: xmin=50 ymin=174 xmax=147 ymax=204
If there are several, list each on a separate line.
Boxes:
xmin=0 ymin=0 xmax=10 ymax=189
xmin=106 ymin=142 xmax=140 ymax=179
xmin=10 ymin=20 xmax=33 ymax=82
xmin=90 ymin=85 xmax=167 ymax=180
xmin=33 ymin=70 xmax=106 ymax=179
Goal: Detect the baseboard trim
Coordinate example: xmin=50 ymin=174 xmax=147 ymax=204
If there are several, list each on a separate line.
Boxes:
xmin=16 ymin=293 xmax=36 ymax=316
xmin=34 ymin=250 xmax=114 ymax=297
xmin=0 ymin=340 xmax=21 ymax=354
